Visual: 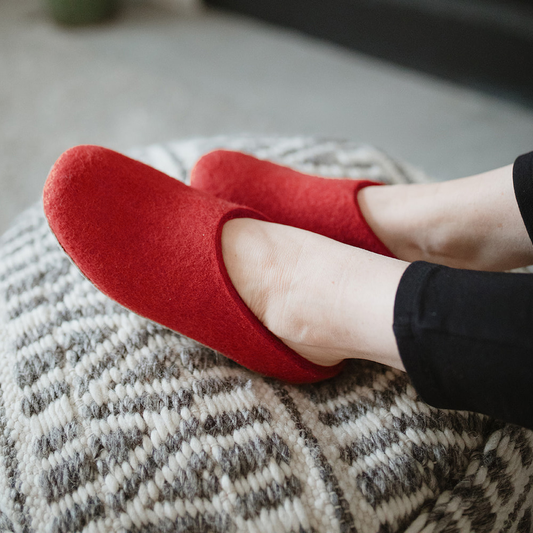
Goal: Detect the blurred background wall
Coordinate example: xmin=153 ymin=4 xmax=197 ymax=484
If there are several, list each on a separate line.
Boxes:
xmin=1 ymin=0 xmax=533 ymax=234
xmin=206 ymin=0 xmax=533 ymax=104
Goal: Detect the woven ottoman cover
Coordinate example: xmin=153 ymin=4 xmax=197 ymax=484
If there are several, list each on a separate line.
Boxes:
xmin=0 ymin=136 xmax=532 ymax=533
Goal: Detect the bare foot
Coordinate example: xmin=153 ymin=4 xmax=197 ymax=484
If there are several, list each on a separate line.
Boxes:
xmin=358 ymin=164 xmax=533 ymax=271
xmin=221 ymin=218 xmax=407 ymax=370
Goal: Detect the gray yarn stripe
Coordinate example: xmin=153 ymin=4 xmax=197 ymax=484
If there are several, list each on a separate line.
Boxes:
xmin=126 ymin=511 xmax=235 ymax=533
xmin=14 ymin=322 xmax=123 ymax=388
xmin=4 ymin=258 xmax=71 ymax=300
xmin=271 ymin=139 xmax=351 ymax=166
xmin=270 ymin=382 xmax=358 ymax=533
xmin=21 ymin=381 xmax=70 ymax=417
xmin=318 ymin=389 xmax=411 ymax=428
xmin=34 ymin=421 xmax=80 ymax=458
xmin=479 ymin=449 xmax=515 ymax=507
xmin=517 ymin=507 xmax=532 ymax=532
xmin=178 ymin=345 xmax=240 ymax=372
xmin=302 ymin=362 xmax=387 ymax=404
xmin=446 ymin=409 xmax=489 ymax=436
xmin=217 ymin=433 xmax=291 ymax=481
xmin=202 ymin=406 xmax=271 ymax=437
xmin=284 ymin=147 xmax=384 ymax=176
xmin=76 ymin=347 xmax=181 ymax=396
xmin=410 ymin=440 xmax=469 ymax=482
xmin=81 ymin=388 xmax=193 ymax=419
xmin=0 ymin=239 xmax=58 ymax=277
xmin=8 ymin=283 xmax=75 ymax=320
xmin=108 ymin=451 xmax=217 ymax=512
xmin=473 ymin=442 xmax=533 ymax=528
xmin=51 ymin=497 xmax=105 ymax=533
xmin=15 ymin=346 xmax=67 ymax=389
xmin=0 ymin=238 xmax=63 ymax=281
xmin=40 ymin=451 xmax=98 ymax=503
xmin=90 ymin=417 xmax=200 ymax=479
xmin=15 ymin=320 xmax=166 ymax=391
xmin=476 ymin=428 xmax=533 ymax=518
xmin=325 ymin=394 xmax=486 ymax=438
xmin=451 ymin=483 xmax=496 ymax=531
xmin=235 ymin=475 xmax=303 ymax=521
xmin=381 ymin=500 xmax=438 ymax=533
xmin=0 ymin=221 xmax=43 ymax=249
xmin=156 ymin=463 xmax=219 ymax=504
xmin=417 ymin=459 xmax=494 ymax=532
xmin=72 ymin=327 xmax=170 ymax=385
xmin=0 ymin=509 xmax=15 ymax=533
xmin=370 ymin=431 xmax=516 ymax=523
xmin=5 ymin=269 xmax=91 ymax=319
xmin=270 ymin=141 xmax=327 ymax=160
xmin=340 ymin=427 xmax=404 ymax=466
xmin=118 ymin=353 xmax=182 ymax=386
xmin=340 ymin=413 xmax=481 ymax=467
xmin=0 ymin=381 xmax=33 ymax=533
xmin=96 ymin=427 xmax=144 ymax=466
xmin=412 ymin=500 xmax=468 ymax=533
xmin=0 ymin=228 xmax=58 ymax=270
xmin=301 ymin=151 xmax=350 ymax=167
xmin=8 ymin=285 xmax=126 ymax=325
xmin=340 ymin=427 xmax=469 ymax=493
xmin=191 ymin=376 xmax=250 ymax=398
xmin=502 ymin=425 xmax=533 ymax=468
xmin=356 ymin=454 xmax=437 ymax=508
xmin=83 ymin=374 xmax=251 ymax=421
xmin=502 ymin=474 xmax=533 ymax=532
xmin=13 ymin=308 xmax=125 ymax=351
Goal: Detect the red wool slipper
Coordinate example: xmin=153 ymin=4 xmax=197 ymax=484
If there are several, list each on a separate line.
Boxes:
xmin=191 ymin=150 xmax=394 ymax=256
xmin=43 ymin=146 xmax=344 ymax=384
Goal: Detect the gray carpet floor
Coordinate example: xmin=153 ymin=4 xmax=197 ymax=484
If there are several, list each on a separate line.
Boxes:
xmin=2 ymin=0 xmax=533 ymax=235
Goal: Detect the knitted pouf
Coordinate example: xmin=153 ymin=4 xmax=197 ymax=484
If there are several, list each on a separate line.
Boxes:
xmin=0 ymin=136 xmax=532 ymax=533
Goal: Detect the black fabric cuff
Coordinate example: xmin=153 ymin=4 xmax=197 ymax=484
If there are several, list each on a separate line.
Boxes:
xmin=393 ymin=261 xmax=533 ymax=429
xmin=393 ymin=261 xmax=448 ymax=409
xmin=513 ymin=151 xmax=533 ymax=246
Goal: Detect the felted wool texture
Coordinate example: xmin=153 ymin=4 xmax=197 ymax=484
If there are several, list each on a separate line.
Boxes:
xmin=191 ymin=150 xmax=394 ymax=257
xmin=0 ymin=135 xmax=532 ymax=533
xmin=44 ymin=146 xmax=341 ymax=384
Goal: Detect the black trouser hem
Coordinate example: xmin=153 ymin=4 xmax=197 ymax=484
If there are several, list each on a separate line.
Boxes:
xmin=393 ymin=261 xmax=533 ymax=429
xmin=513 ymin=151 xmax=533 ymax=246
xmin=393 ymin=261 xmax=447 ymax=408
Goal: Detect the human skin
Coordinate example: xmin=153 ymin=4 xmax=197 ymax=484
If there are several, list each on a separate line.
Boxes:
xmin=221 ymin=164 xmax=533 ymax=369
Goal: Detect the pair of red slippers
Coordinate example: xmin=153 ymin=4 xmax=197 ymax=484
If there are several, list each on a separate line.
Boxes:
xmin=44 ymin=146 xmax=393 ymax=383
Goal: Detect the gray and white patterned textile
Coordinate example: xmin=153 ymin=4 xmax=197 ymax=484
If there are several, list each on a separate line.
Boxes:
xmin=0 ymin=136 xmax=532 ymax=533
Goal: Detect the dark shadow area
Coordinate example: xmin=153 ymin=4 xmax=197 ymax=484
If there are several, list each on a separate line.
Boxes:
xmin=205 ymin=0 xmax=533 ymax=107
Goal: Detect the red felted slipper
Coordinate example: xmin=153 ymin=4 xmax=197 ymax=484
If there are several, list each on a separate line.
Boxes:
xmin=191 ymin=150 xmax=394 ymax=257
xmin=43 ymin=146 xmax=344 ymax=383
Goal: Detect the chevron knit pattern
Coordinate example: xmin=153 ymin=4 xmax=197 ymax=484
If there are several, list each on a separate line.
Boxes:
xmin=0 ymin=136 xmax=532 ymax=533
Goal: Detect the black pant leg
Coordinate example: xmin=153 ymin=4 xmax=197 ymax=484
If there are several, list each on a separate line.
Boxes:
xmin=513 ymin=151 xmax=533 ymax=244
xmin=393 ymin=261 xmax=533 ymax=429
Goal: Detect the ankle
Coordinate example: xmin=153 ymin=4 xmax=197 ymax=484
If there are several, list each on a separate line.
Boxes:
xmin=359 ymin=173 xmax=533 ymax=271
xmin=358 ymin=183 xmax=434 ymax=262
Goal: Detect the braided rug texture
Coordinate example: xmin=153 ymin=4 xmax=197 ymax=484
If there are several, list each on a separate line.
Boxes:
xmin=0 ymin=136 xmax=532 ymax=533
